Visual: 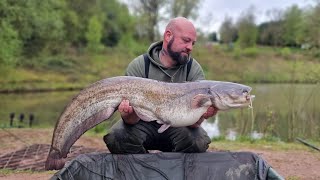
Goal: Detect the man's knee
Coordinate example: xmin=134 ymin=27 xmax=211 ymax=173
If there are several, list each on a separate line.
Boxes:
xmin=180 ymin=137 xmax=210 ymax=153
xmin=103 ymin=125 xmax=147 ymax=154
xmin=172 ymin=127 xmax=211 ymax=153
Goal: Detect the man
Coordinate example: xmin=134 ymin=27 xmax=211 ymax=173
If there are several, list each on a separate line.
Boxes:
xmin=104 ymin=17 xmax=218 ymax=154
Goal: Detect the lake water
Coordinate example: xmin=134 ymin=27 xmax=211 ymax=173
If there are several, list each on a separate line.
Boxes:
xmin=0 ymin=84 xmax=319 ymax=142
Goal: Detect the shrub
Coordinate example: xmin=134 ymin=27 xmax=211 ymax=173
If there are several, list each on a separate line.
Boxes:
xmin=211 ymin=136 xmax=226 ymax=141
xmin=242 ymin=47 xmax=259 ymax=57
xmin=280 ymin=47 xmax=292 ymax=59
xmin=0 ymin=21 xmax=21 ymax=66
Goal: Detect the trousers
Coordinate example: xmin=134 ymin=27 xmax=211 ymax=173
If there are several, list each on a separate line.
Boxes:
xmin=104 ymin=120 xmax=211 ymax=154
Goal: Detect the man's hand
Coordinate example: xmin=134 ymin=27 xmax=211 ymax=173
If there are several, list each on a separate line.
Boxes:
xmin=202 ymin=106 xmax=218 ymax=119
xmin=189 ymin=106 xmax=218 ymax=128
xmin=118 ymin=99 xmax=140 ymax=124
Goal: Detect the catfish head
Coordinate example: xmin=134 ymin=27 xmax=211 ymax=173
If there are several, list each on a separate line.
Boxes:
xmin=205 ymin=81 xmax=255 ymax=110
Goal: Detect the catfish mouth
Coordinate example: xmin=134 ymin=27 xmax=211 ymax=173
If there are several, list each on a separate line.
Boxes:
xmin=216 ymin=92 xmax=255 ymax=110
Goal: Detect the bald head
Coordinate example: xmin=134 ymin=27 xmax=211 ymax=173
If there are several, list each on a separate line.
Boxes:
xmin=160 ymin=17 xmax=197 ymax=67
xmin=165 ymin=17 xmax=196 ymax=35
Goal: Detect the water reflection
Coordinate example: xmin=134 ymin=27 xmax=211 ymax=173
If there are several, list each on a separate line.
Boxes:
xmin=0 ymin=91 xmax=78 ymax=127
xmin=201 ymin=116 xmax=220 ymax=138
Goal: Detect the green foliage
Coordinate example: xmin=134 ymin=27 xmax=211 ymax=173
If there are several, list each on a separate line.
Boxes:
xmin=258 ymin=21 xmax=284 ymax=46
xmin=170 ymin=0 xmax=201 ymax=19
xmin=236 ymin=12 xmax=258 ymax=48
xmin=43 ymin=56 xmax=77 ymax=71
xmin=211 ymin=136 xmax=226 ymax=141
xmin=216 ymin=135 xmax=281 ymax=143
xmin=219 ymin=16 xmax=237 ymax=44
xmin=208 ymin=32 xmax=218 ymax=42
xmin=304 ymin=3 xmax=320 ymax=47
xmin=63 ymin=10 xmax=81 ymax=45
xmin=90 ymin=113 xmax=119 ymax=134
xmin=0 ymin=0 xmax=138 ymax=67
xmin=242 ymin=47 xmax=258 ymax=57
xmin=312 ymin=49 xmax=320 ymax=59
xmin=10 ymin=0 xmax=65 ymax=56
xmin=231 ymin=46 xmax=242 ymax=59
xmin=236 ymin=135 xmax=256 ymax=143
xmin=282 ymin=5 xmax=304 ymax=46
xmin=286 ymin=176 xmax=300 ymax=180
xmin=0 ymin=21 xmax=21 ymax=66
xmin=118 ymin=33 xmax=149 ymax=56
xmin=100 ymin=0 xmax=133 ymax=47
xmin=303 ymin=5 xmax=318 ymax=47
xmin=85 ymin=15 xmax=104 ymax=52
xmin=262 ymin=135 xmax=281 ymax=142
xmin=18 ymin=55 xmax=78 ymax=75
xmin=279 ymin=47 xmax=292 ymax=59
xmin=229 ymin=46 xmax=259 ymax=59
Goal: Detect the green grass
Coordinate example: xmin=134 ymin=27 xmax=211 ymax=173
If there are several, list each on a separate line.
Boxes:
xmin=0 ymin=44 xmax=319 ymax=92
xmin=0 ymin=168 xmax=56 ymax=175
xmin=210 ymin=138 xmax=320 ymax=152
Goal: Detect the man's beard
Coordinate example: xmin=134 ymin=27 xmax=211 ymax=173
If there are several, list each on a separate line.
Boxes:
xmin=167 ymin=37 xmax=189 ymax=65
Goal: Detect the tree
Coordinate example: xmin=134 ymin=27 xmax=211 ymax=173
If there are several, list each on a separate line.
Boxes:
xmin=0 ymin=21 xmax=21 ymax=66
xmin=128 ymin=0 xmax=202 ymax=41
xmin=135 ymin=0 xmax=166 ymax=41
xmin=65 ymin=0 xmax=134 ymax=47
xmin=236 ymin=9 xmax=258 ymax=48
xmin=100 ymin=0 xmax=135 ymax=47
xmin=170 ymin=0 xmax=201 ymax=19
xmin=258 ymin=21 xmax=284 ymax=46
xmin=304 ymin=2 xmax=320 ymax=47
xmin=3 ymin=0 xmax=66 ymax=57
xmin=85 ymin=15 xmax=103 ymax=51
xmin=63 ymin=10 xmax=81 ymax=46
xmin=219 ymin=16 xmax=237 ymax=44
xmin=209 ymin=32 xmax=218 ymax=42
xmin=258 ymin=8 xmax=285 ymax=46
xmin=282 ymin=5 xmax=304 ymax=47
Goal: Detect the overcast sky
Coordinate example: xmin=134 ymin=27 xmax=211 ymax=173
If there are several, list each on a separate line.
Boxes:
xmin=196 ymin=0 xmax=316 ymax=33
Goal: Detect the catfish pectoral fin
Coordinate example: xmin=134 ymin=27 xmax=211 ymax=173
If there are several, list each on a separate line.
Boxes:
xmin=191 ymin=94 xmax=212 ymax=109
xmin=157 ymin=124 xmax=171 ymax=133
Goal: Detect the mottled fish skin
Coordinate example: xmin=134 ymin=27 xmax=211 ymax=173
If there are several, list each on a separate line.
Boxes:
xmin=45 ymin=76 xmax=254 ymax=170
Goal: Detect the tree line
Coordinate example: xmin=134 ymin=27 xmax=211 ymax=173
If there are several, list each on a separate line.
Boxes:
xmin=217 ymin=3 xmax=320 ymax=49
xmin=0 ymin=0 xmax=202 ymax=67
xmin=1 ymin=0 xmax=319 ymax=68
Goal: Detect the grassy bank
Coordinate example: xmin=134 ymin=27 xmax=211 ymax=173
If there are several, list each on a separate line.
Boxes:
xmin=0 ymin=45 xmax=319 ymax=92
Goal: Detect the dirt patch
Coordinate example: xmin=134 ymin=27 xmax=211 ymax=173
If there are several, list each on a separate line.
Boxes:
xmin=0 ymin=128 xmax=319 ymax=180
xmin=244 ymin=149 xmax=320 ymax=180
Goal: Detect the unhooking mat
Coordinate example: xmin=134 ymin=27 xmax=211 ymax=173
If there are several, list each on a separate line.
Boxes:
xmin=50 ymin=151 xmax=284 ymax=180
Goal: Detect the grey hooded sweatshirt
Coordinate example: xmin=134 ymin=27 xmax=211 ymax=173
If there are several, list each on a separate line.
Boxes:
xmin=125 ymin=41 xmax=205 ymax=82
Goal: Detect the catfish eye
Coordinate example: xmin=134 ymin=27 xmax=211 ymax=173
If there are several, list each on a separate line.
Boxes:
xmin=242 ymin=89 xmax=248 ymax=94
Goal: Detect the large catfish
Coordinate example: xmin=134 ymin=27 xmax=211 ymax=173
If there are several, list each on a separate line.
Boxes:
xmin=45 ymin=76 xmax=255 ymax=170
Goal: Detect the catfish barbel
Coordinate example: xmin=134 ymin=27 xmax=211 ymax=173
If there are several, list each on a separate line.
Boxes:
xmin=45 ymin=76 xmax=255 ymax=170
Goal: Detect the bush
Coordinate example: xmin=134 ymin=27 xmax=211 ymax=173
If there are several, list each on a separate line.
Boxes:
xmin=21 ymin=56 xmax=77 ymax=72
xmin=242 ymin=47 xmax=259 ymax=57
xmin=0 ymin=21 xmax=21 ymax=66
xmin=211 ymin=136 xmax=226 ymax=141
xmin=312 ymin=49 xmax=320 ymax=59
xmin=232 ymin=47 xmax=242 ymax=59
xmin=262 ymin=135 xmax=281 ymax=142
xmin=236 ymin=135 xmax=256 ymax=143
xmin=279 ymin=47 xmax=292 ymax=59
